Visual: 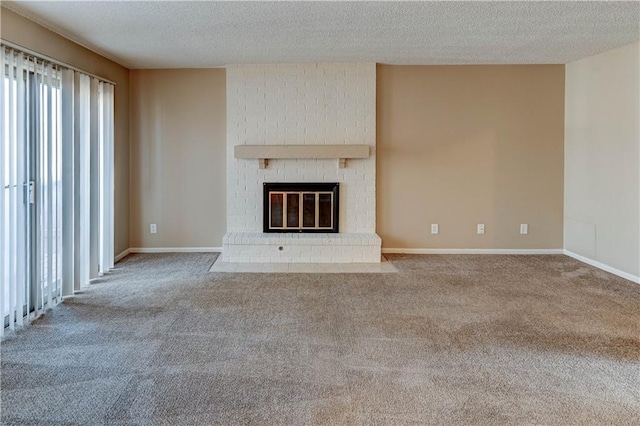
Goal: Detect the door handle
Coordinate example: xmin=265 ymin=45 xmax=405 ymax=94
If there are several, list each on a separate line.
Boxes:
xmin=26 ymin=181 xmax=35 ymax=204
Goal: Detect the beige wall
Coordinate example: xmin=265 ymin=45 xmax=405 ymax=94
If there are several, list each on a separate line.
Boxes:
xmin=129 ymin=69 xmax=226 ymax=248
xmin=565 ymin=42 xmax=640 ymax=278
xmin=1 ymin=7 xmax=131 ymax=255
xmin=377 ymin=65 xmax=565 ymax=249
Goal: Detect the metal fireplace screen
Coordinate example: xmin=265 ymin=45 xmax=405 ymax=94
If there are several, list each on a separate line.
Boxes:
xmin=263 ymin=183 xmax=339 ymax=233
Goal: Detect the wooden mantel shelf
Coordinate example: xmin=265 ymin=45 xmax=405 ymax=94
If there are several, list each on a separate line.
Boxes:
xmin=234 ymin=144 xmax=370 ymax=169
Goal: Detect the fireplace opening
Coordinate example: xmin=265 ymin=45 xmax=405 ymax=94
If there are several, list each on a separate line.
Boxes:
xmin=263 ymin=183 xmax=339 ymax=233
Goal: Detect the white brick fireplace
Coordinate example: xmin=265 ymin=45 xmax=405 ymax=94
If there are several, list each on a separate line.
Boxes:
xmin=223 ymin=63 xmax=381 ymax=263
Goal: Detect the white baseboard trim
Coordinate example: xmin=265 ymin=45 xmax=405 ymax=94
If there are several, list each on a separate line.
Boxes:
xmin=563 ymin=250 xmax=640 ymax=284
xmin=114 ymin=248 xmax=131 ymax=263
xmin=129 ymin=247 xmax=223 ymax=254
xmin=382 ymin=248 xmax=564 ymax=255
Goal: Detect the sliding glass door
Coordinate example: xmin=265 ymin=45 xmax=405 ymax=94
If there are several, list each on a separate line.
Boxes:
xmin=2 ymin=64 xmax=29 ymax=328
xmin=2 ymin=55 xmax=63 ymax=330
xmin=1 ymin=45 xmax=114 ymax=336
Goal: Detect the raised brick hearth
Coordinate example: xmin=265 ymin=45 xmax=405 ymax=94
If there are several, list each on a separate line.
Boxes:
xmin=223 ymin=232 xmax=381 ymax=263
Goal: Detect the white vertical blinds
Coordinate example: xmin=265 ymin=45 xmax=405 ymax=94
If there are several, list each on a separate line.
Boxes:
xmin=15 ymin=53 xmax=26 ymax=328
xmin=89 ymin=78 xmax=100 ymax=280
xmin=77 ymin=74 xmax=91 ymax=290
xmin=100 ymin=83 xmax=115 ymax=273
xmin=0 ymin=45 xmax=115 ymax=336
xmin=60 ymin=68 xmax=74 ymax=297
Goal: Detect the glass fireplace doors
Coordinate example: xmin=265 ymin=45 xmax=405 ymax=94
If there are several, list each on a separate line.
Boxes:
xmin=263 ymin=183 xmax=339 ymax=233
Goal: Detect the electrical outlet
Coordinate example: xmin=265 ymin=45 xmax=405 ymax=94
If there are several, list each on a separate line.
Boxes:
xmin=520 ymin=224 xmax=528 ymax=235
xmin=477 ymin=224 xmax=485 ymax=235
xmin=431 ymin=224 xmax=439 ymax=235
xmin=150 ymin=223 xmax=157 ymax=234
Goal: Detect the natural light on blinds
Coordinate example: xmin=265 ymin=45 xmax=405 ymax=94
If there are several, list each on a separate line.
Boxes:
xmin=0 ymin=45 xmax=114 ymax=336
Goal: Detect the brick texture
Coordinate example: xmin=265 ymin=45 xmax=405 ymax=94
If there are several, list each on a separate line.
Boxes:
xmin=226 ymin=63 xmax=377 ymax=233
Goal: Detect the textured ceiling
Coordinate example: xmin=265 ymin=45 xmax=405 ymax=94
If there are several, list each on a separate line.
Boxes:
xmin=4 ymin=1 xmax=640 ymax=69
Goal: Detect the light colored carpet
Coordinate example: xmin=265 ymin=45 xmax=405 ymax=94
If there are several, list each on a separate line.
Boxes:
xmin=1 ymin=253 xmax=639 ymax=425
